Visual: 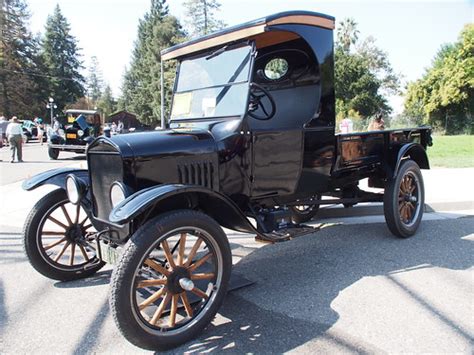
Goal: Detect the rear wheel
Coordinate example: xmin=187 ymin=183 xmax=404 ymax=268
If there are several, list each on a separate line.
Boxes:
xmin=110 ymin=210 xmax=232 ymax=351
xmin=23 ymin=189 xmax=104 ymax=281
xmin=384 ymin=160 xmax=424 ymax=238
xmin=48 ymin=147 xmax=59 ymax=160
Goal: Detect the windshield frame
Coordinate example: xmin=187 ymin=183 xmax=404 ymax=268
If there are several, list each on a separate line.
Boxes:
xmin=169 ymin=41 xmax=256 ymax=122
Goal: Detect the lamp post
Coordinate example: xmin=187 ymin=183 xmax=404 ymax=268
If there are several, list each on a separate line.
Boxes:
xmin=46 ymin=97 xmax=57 ymax=123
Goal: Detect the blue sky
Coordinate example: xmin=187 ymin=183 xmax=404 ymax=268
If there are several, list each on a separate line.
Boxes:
xmin=27 ymin=0 xmax=473 ymax=114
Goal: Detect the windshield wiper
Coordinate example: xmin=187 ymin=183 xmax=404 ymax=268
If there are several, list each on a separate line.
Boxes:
xmin=205 ymin=45 xmax=229 ymax=60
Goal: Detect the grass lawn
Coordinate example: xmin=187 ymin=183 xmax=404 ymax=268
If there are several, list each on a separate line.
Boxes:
xmin=427 ymin=135 xmax=473 ymax=168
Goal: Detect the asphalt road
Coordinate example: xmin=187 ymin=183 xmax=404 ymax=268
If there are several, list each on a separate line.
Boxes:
xmin=0 ymin=141 xmax=86 ymax=186
xmin=1 ymin=218 xmax=473 ymax=353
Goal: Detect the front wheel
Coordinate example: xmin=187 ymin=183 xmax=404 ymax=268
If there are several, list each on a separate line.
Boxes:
xmin=110 ymin=210 xmax=232 ymax=351
xmin=384 ymin=160 xmax=425 ymax=238
xmin=23 ymin=189 xmax=105 ymax=281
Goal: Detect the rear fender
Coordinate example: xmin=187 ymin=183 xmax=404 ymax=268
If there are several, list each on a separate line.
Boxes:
xmin=392 ymin=143 xmax=429 ymax=179
xmin=109 ymin=184 xmax=259 ymax=235
xmin=22 ymin=168 xmax=89 ymax=191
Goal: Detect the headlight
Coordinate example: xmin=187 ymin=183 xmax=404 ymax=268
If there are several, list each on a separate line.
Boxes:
xmin=58 ymin=129 xmax=65 ymax=137
xmin=77 ymin=129 xmax=84 ymax=137
xmin=66 ymin=174 xmax=86 ymax=205
xmin=110 ymin=182 xmax=127 ymax=208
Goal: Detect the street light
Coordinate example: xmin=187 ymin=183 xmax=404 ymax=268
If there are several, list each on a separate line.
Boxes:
xmin=46 ymin=97 xmax=57 ymax=122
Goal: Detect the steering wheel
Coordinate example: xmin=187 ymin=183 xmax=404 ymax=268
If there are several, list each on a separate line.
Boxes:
xmin=248 ymin=82 xmax=276 ymax=120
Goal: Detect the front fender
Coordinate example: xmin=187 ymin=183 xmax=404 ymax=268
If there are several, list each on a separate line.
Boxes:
xmin=109 ymin=184 xmax=259 ymax=235
xmin=22 ymin=167 xmax=89 ymax=191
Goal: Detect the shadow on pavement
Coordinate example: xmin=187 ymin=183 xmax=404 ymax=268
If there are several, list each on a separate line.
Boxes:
xmin=54 ymin=269 xmax=112 ymax=288
xmin=169 ymin=218 xmax=474 ymax=353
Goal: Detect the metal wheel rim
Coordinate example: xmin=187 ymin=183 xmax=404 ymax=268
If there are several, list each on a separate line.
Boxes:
xmin=36 ymin=198 xmax=97 ymax=271
xmin=398 ymin=171 xmax=422 ymax=227
xmin=131 ymin=226 xmax=224 ymax=336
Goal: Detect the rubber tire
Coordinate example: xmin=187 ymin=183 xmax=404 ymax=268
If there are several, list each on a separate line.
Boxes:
xmin=291 ymin=195 xmax=321 ymax=224
xmin=110 ymin=209 xmax=232 ymax=351
xmin=383 ymin=160 xmax=424 ymax=238
xmin=23 ymin=189 xmax=105 ymax=281
xmin=48 ymin=147 xmax=59 ymax=160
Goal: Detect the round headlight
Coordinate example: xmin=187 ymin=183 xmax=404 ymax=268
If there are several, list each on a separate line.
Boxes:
xmin=110 ymin=182 xmax=127 ymax=208
xmin=77 ymin=129 xmax=84 ymax=137
xmin=66 ymin=175 xmax=85 ymax=205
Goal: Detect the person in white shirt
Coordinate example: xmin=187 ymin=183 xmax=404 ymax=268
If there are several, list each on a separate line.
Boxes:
xmin=5 ymin=116 xmax=23 ymax=163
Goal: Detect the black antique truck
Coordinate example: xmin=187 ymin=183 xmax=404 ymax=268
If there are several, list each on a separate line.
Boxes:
xmin=22 ymin=11 xmax=432 ymax=350
xmin=48 ymin=109 xmax=102 ymax=159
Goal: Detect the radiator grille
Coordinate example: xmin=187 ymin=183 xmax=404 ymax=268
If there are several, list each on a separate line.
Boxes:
xmin=178 ymin=161 xmax=215 ymax=189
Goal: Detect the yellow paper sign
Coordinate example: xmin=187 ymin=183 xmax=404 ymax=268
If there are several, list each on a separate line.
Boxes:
xmin=171 ymin=92 xmax=193 ymax=117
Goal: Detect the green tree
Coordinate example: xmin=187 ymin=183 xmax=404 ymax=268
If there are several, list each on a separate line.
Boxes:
xmin=41 ymin=4 xmax=85 ymax=112
xmin=404 ymin=24 xmax=474 ymax=134
xmin=87 ymin=56 xmax=103 ymax=105
xmin=97 ymin=85 xmax=116 ymax=118
xmin=183 ymin=0 xmax=225 ymax=37
xmin=120 ymin=0 xmax=184 ymax=125
xmin=334 ymin=18 xmax=398 ymax=126
xmin=0 ymin=0 xmax=45 ymax=118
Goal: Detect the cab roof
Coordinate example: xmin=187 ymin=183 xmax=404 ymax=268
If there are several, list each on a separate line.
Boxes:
xmin=161 ymin=10 xmax=335 ymax=61
xmin=65 ymin=109 xmax=99 ymax=115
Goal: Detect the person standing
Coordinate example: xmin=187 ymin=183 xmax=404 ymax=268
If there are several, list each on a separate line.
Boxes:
xmin=35 ymin=117 xmax=45 ymax=145
xmin=0 ymin=116 xmax=8 ymax=147
xmin=6 ymin=116 xmax=23 ymax=163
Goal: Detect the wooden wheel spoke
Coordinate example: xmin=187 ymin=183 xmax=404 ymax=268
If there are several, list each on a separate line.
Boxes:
xmin=139 ymin=287 xmax=166 ymax=310
xmin=54 ymin=241 xmax=71 ymax=262
xmin=82 ymin=224 xmax=93 ymax=230
xmin=137 ymin=279 xmax=167 ymax=288
xmin=44 ymin=237 xmax=67 ymax=251
xmin=48 ymin=216 xmax=68 ymax=230
xmin=150 ymin=292 xmax=171 ymax=325
xmin=169 ymin=294 xmax=178 ymax=327
xmin=79 ymin=244 xmax=90 ymax=261
xmin=180 ymin=292 xmax=193 ymax=318
xmin=69 ymin=243 xmax=76 ymax=265
xmin=184 ymin=238 xmax=203 ymax=267
xmin=42 ymin=231 xmax=66 ymax=236
xmin=191 ymin=286 xmax=208 ymax=299
xmin=161 ymin=240 xmax=176 ymax=269
xmin=191 ymin=273 xmax=215 ymax=280
xmin=189 ymin=252 xmax=212 ymax=272
xmin=177 ymin=233 xmax=187 ymax=266
xmin=144 ymin=259 xmax=170 ymax=277
xmin=79 ymin=216 xmax=88 ymax=226
xmin=60 ymin=205 xmax=73 ymax=225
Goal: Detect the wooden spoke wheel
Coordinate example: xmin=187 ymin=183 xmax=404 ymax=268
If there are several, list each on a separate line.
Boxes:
xmin=291 ymin=194 xmax=321 ymax=224
xmin=23 ymin=189 xmax=105 ymax=281
xmin=384 ymin=160 xmax=425 ymax=238
xmin=110 ymin=210 xmax=231 ymax=351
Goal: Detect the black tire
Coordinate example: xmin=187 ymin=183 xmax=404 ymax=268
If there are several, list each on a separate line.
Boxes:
xmin=110 ymin=210 xmax=232 ymax=351
xmin=23 ymin=189 xmax=105 ymax=281
xmin=48 ymin=147 xmax=59 ymax=160
xmin=384 ymin=160 xmax=425 ymax=238
xmin=291 ymin=195 xmax=321 ymax=224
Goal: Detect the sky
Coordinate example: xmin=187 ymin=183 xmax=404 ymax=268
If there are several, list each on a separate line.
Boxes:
xmin=27 ymin=0 xmax=473 ymax=114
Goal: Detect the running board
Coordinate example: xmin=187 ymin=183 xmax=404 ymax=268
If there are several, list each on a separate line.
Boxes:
xmin=255 ymin=225 xmax=320 ymax=243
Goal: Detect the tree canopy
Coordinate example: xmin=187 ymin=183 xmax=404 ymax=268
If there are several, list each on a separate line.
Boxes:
xmin=41 ymin=4 xmax=85 ymax=114
xmin=334 ymin=18 xmax=399 ymax=129
xmin=0 ymin=0 xmax=45 ymax=119
xmin=87 ymin=56 xmax=103 ymax=105
xmin=119 ymin=0 xmax=184 ymax=125
xmin=183 ymin=0 xmax=225 ymax=37
xmin=404 ymin=24 xmax=473 ymax=134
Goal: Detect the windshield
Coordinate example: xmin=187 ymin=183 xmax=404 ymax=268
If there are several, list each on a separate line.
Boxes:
xmin=171 ymin=45 xmax=252 ymax=120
